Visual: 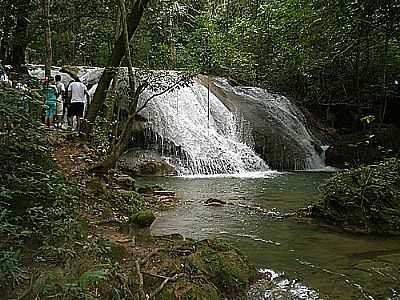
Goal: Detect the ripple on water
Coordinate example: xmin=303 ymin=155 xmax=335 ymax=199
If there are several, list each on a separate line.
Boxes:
xmin=247 ymin=269 xmax=321 ymax=300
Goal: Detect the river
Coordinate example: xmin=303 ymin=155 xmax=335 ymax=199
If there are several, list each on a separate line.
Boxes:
xmin=137 ymin=172 xmax=400 ymax=300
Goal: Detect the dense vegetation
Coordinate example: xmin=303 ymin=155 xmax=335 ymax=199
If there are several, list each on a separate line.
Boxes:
xmin=313 ymin=158 xmax=400 ymax=234
xmin=0 ymin=87 xmax=78 ymax=289
xmin=1 ymin=1 xmax=399 ymax=114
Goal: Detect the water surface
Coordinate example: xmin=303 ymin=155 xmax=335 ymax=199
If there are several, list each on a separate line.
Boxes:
xmin=138 ymin=172 xmax=400 ymax=299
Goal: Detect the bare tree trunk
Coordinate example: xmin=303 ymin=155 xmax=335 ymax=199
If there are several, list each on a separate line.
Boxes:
xmin=11 ymin=15 xmax=29 ymax=72
xmin=84 ymin=0 xmax=149 ymax=136
xmin=120 ymin=0 xmax=135 ymax=91
xmin=102 ymin=111 xmax=137 ymax=169
xmin=42 ymin=0 xmax=52 ymax=78
xmin=379 ymin=32 xmax=389 ymax=125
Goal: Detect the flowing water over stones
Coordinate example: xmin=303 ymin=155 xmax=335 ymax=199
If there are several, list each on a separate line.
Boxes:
xmin=137 ymin=77 xmax=270 ymax=175
xmin=28 ymin=66 xmax=325 ymax=174
xmin=205 ymin=76 xmax=324 ymax=170
xmin=133 ymin=73 xmax=325 ymax=174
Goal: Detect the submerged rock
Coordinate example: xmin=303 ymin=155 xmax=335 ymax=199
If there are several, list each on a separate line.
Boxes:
xmin=205 ymin=198 xmax=226 ymax=207
xmin=137 ymin=185 xmax=163 ymax=195
xmin=311 ymin=159 xmax=400 ymax=235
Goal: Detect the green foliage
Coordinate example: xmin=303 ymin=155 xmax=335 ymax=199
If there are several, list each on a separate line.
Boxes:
xmin=0 ymin=89 xmax=78 ymax=287
xmin=0 ymin=250 xmax=26 ymax=289
xmin=313 ymin=158 xmax=400 ymax=234
xmin=79 ymin=270 xmax=108 ymax=289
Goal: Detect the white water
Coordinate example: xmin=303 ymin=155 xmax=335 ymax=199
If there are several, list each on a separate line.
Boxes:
xmin=210 ymin=77 xmax=325 ymax=170
xmin=139 ymin=77 xmax=270 ymax=175
xmin=28 ymin=65 xmax=326 ymax=175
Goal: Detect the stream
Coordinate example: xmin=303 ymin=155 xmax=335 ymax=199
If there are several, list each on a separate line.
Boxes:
xmin=138 ymin=172 xmax=400 ymax=300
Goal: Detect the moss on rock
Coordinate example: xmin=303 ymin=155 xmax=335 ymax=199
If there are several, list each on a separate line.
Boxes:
xmin=312 ymin=158 xmax=400 ymax=234
xmin=186 ymin=240 xmax=253 ymax=297
xmin=129 ymin=209 xmax=156 ymax=227
xmin=142 ymin=236 xmax=255 ymax=299
xmin=158 ymin=279 xmax=220 ymax=300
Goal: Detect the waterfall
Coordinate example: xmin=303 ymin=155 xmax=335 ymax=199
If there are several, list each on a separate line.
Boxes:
xmin=28 ymin=65 xmax=325 ymax=174
xmin=205 ymin=77 xmax=325 ymax=170
xmin=137 ymin=78 xmax=270 ymax=175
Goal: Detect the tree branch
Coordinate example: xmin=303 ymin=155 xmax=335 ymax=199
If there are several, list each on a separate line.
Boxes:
xmin=136 ymin=78 xmax=184 ymax=114
xmin=148 ymin=273 xmax=184 ymax=299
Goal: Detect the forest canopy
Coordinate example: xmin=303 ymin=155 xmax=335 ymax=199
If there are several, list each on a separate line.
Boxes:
xmin=1 ymin=0 xmax=399 ymax=109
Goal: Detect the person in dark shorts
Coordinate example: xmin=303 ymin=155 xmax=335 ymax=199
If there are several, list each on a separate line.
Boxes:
xmin=67 ymin=79 xmax=89 ymax=131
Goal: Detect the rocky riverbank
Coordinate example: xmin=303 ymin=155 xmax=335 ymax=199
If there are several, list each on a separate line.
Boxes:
xmin=0 ymin=87 xmax=255 ymax=299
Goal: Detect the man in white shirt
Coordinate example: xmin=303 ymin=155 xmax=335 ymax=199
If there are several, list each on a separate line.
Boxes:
xmin=67 ymin=79 xmax=89 ymax=131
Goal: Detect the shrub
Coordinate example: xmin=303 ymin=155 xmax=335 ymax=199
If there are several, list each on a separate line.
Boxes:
xmin=313 ymin=159 xmax=400 ymax=234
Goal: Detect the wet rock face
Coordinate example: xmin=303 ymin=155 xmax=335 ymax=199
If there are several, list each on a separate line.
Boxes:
xmin=118 ymin=149 xmax=176 ymax=176
xmin=203 ymin=76 xmax=324 ymax=171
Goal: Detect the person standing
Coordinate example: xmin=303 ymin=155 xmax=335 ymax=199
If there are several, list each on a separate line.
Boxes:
xmin=43 ymin=76 xmax=58 ymax=128
xmin=55 ymin=75 xmax=65 ymax=128
xmin=67 ymin=79 xmax=89 ymax=131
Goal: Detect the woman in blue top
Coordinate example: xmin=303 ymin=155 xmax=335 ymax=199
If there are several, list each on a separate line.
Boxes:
xmin=43 ymin=76 xmax=58 ymax=128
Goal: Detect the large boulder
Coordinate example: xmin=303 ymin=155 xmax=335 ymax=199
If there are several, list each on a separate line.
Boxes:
xmin=118 ymin=149 xmax=176 ymax=176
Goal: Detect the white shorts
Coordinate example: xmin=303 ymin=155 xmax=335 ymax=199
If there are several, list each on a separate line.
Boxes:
xmin=56 ymin=97 xmax=63 ymax=116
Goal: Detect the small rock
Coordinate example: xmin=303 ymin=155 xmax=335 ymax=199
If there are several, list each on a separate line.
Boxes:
xmin=129 ymin=209 xmax=156 ymax=227
xmin=114 ymin=174 xmax=135 ymax=190
xmin=205 ymin=198 xmax=226 ymax=206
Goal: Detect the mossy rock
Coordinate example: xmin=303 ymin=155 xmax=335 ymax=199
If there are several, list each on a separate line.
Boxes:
xmin=312 ymin=158 xmax=400 ymax=234
xmin=186 ymin=240 xmax=254 ymax=298
xmin=129 ymin=209 xmax=156 ymax=227
xmin=112 ymin=174 xmax=136 ymax=191
xmin=158 ymin=279 xmax=219 ymax=300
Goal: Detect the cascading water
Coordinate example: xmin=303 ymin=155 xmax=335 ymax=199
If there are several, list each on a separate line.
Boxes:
xmin=137 ymin=77 xmax=270 ymax=175
xmin=28 ymin=65 xmax=325 ymax=174
xmin=205 ymin=77 xmax=325 ymax=170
